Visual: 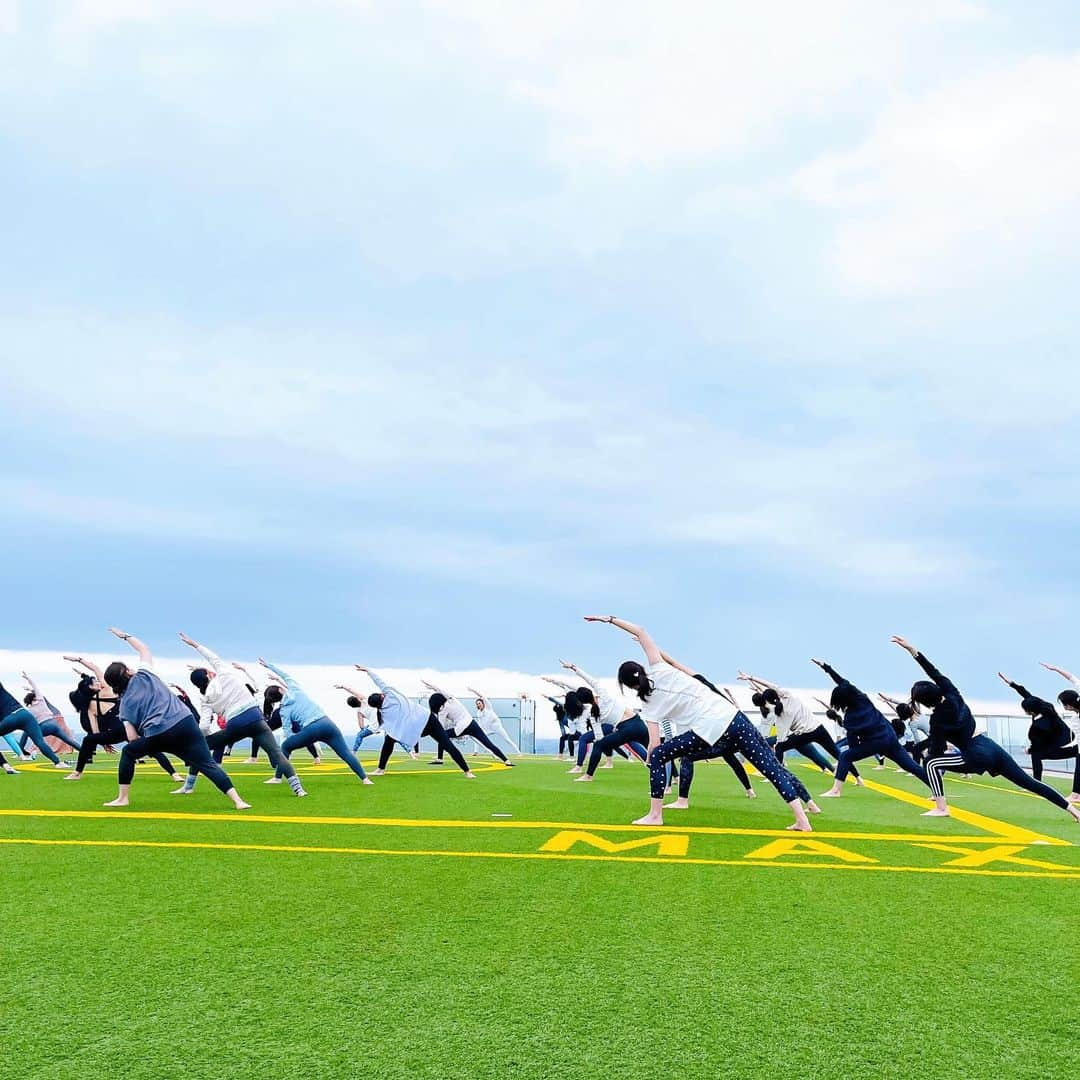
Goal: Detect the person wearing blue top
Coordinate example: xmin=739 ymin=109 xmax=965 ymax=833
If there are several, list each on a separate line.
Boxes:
xmin=100 ymin=628 xmax=250 ymax=809
xmin=813 ymin=657 xmax=929 ymax=798
xmin=0 ymin=677 xmax=67 ymax=767
xmin=258 ymin=659 xmax=372 ymax=784
xmin=355 ymin=666 xmax=475 ymax=778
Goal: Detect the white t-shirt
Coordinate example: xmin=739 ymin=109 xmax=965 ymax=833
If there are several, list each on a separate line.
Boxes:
xmin=439 ymin=696 xmax=474 ymax=737
xmin=772 ymin=690 xmax=818 ymax=742
xmin=639 ymin=661 xmax=737 ymax=746
xmin=577 ymin=669 xmax=629 ymax=727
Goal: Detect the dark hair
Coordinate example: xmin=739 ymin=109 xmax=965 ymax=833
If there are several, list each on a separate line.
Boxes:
xmin=263 ymin=684 xmax=283 ymax=719
xmin=829 ymin=683 xmax=858 ymax=712
xmin=190 ymin=668 xmax=210 ymax=694
xmin=428 ymin=692 xmax=448 ymax=715
xmin=552 ymin=701 xmax=566 ymax=723
xmin=367 ymin=693 xmax=384 ymax=710
xmin=346 ymin=695 xmax=362 ymax=709
xmin=563 ymin=691 xmax=585 ymax=720
xmin=895 ymin=702 xmax=914 ymax=722
xmin=575 ymin=686 xmax=600 ymax=719
xmin=910 ymin=680 xmax=942 ymax=709
xmin=1020 ymin=696 xmax=1056 ymax=720
xmin=751 ymin=691 xmax=768 ymax=718
xmin=1058 ymin=689 xmax=1080 ymax=712
xmin=69 ymin=674 xmax=95 ymax=718
xmin=890 ymin=717 xmax=906 ymax=739
xmin=762 ymin=687 xmax=782 ymax=716
xmin=23 ymin=692 xmax=35 ymax=706
xmin=104 ymin=661 xmax=131 ymax=695
xmin=616 ymin=661 xmax=653 ymax=703
xmin=825 ymin=707 xmax=843 ymax=724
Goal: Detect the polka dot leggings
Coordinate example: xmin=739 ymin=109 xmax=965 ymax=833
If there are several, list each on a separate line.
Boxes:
xmin=648 ymin=712 xmax=811 ymax=804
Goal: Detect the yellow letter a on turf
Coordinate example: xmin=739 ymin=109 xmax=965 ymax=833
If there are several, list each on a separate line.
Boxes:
xmin=744 ymin=838 xmax=876 ymax=863
xmin=539 ymin=831 xmax=689 ymax=857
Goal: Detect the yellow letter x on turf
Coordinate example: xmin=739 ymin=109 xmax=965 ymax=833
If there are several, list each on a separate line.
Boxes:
xmin=538 ymin=830 xmax=689 ymax=857
xmin=913 ymin=842 xmax=1071 ymax=871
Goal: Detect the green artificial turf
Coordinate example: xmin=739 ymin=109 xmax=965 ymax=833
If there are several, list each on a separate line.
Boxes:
xmin=0 ymin=752 xmax=1076 ymax=1080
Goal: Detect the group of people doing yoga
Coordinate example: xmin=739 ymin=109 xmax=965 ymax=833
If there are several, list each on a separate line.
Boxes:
xmin=577 ymin=617 xmax=1080 ymax=829
xmin=3 ymin=621 xmax=1077 ymax=831
xmin=0 ymin=629 xmax=518 ymax=807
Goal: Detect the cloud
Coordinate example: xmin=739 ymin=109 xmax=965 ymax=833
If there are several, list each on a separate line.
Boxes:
xmin=792 ymin=53 xmax=1080 ymax=295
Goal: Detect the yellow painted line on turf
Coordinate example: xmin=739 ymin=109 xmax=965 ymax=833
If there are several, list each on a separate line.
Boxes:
xmin=794 ymin=764 xmax=1068 ymax=847
xmin=0 ymin=836 xmax=1076 ymax=881
xmin=0 ymin=807 xmax=1033 ymax=844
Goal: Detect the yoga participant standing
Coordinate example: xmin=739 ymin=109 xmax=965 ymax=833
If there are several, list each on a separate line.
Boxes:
xmin=0 ymin=673 xmax=69 ymax=768
xmin=175 ymin=635 xmax=306 ymax=797
xmin=1040 ymin=662 xmax=1080 ymax=802
xmin=421 ymin=681 xmax=514 ymax=764
xmin=997 ymin=672 xmax=1079 ymax=801
xmin=891 ymin=637 xmax=1080 ymax=822
xmin=334 ymin=686 xmax=387 ymax=754
xmin=814 ymin=657 xmax=928 ymax=798
xmin=467 ymin=688 xmax=522 ymax=756
xmin=585 ymin=616 xmax=819 ymax=830
xmin=235 ymin=662 xmax=321 ymax=764
xmin=258 ymin=660 xmax=371 ymax=784
xmin=355 ymin=666 xmax=475 ymax=778
xmin=63 ymin=657 xmax=180 ymax=781
xmin=738 ymin=670 xmax=860 ymax=782
xmin=20 ymin=671 xmax=83 ymax=756
xmin=101 ymin=628 xmax=249 ymax=809
xmin=543 ymin=673 xmax=629 ymax=773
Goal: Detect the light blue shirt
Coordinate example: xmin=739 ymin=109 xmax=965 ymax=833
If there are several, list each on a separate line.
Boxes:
xmin=370 ymin=672 xmax=427 ymax=747
xmin=263 ymin=661 xmax=326 ymax=732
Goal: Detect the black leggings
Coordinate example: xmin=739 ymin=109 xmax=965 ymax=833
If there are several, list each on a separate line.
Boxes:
xmin=926 ymin=737 xmax=1070 ymax=809
xmin=775 ymin=725 xmax=858 ymax=778
xmin=120 ymin=714 xmax=234 ymax=794
xmin=438 ymin=721 xmax=509 ymax=763
xmin=76 ymin=727 xmax=175 ymax=776
xmin=1030 ymin=746 xmax=1080 ymax=792
xmin=256 ymin=714 xmax=319 ymax=761
xmin=419 ymin=717 xmax=471 ymax=773
xmin=378 ymin=735 xmax=420 ymax=770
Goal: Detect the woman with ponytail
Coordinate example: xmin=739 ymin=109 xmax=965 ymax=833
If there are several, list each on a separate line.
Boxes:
xmin=585 ymin=616 xmax=820 ymax=830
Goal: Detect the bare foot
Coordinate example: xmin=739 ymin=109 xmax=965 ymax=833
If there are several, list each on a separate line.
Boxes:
xmin=663 ymin=798 xmax=690 ymax=809
xmin=234 ymin=801 xmax=252 ymax=810
xmin=170 ymin=773 xmax=184 ymax=781
xmin=263 ymin=777 xmax=283 ymax=785
xmin=855 ymin=777 xmax=865 ymax=786
xmin=921 ymin=808 xmax=950 ymax=817
xmin=372 ymin=769 xmax=386 ymax=776
xmin=805 ymin=800 xmax=822 ymax=814
xmin=169 ymin=787 xmax=192 ymax=795
xmin=103 ymin=797 xmax=128 ymax=807
xmin=464 ymin=771 xmax=477 ymax=779
xmin=63 ymin=772 xmax=82 ymax=780
xmin=632 ymin=814 xmax=664 ymax=827
xmin=1067 ymin=805 xmax=1080 ymax=824
xmin=819 ymin=790 xmax=842 ymax=798
xmin=573 ymin=775 xmax=593 ymax=782
xmin=362 ymin=778 xmax=374 ymax=786
xmin=567 ymin=766 xmax=583 ymax=774
xmin=600 ymin=762 xmax=614 ymax=769
xmin=786 ymin=822 xmax=812 ymax=832
xmin=746 ymin=789 xmax=757 ymax=799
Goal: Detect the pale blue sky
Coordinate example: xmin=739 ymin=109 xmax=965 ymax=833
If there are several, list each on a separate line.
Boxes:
xmin=3 ymin=2 xmax=1080 ymax=696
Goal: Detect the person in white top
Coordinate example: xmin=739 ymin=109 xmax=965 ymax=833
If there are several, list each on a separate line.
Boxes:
xmin=584 ymin=615 xmax=820 ymax=830
xmin=175 ymin=634 xmax=307 ymax=797
xmin=541 ymin=672 xmax=633 ymax=774
xmin=737 ymin=671 xmax=863 ymax=784
xmin=421 ymin=680 xmax=514 ymax=765
xmin=467 ymin=687 xmax=522 ymax=757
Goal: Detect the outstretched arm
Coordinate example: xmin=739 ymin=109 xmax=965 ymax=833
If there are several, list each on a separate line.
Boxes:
xmin=892 ymin=636 xmax=955 ymax=692
xmin=541 ymin=675 xmax=575 ymax=692
xmin=354 ymin=665 xmax=390 ymax=695
xmin=811 ymin=658 xmax=844 ymax=686
xmin=259 ymin=658 xmax=298 ymax=691
xmin=584 ymin=616 xmax=661 ymax=666
xmin=109 ymin=627 xmax=152 ymax=667
xmin=997 ymin=672 xmax=1029 ymax=699
xmin=65 ymin=655 xmax=106 ymax=683
xmin=1041 ymin=662 xmax=1079 ymax=685
xmin=659 ymin=650 xmax=698 ymax=678
xmin=737 ymin=670 xmax=776 ymax=691
xmin=178 ymin=633 xmax=225 ymax=673
xmin=334 ymin=684 xmax=366 ymax=699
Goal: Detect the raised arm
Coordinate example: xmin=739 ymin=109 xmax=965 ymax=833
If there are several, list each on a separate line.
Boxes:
xmin=109 ymin=627 xmax=152 ymax=667
xmin=354 ymin=665 xmax=390 ymax=695
xmin=737 ymin=669 xmax=777 ymax=691
xmin=997 ymin=672 xmax=1030 ymax=699
xmin=178 ymin=632 xmax=225 ymax=673
xmin=561 ymin=660 xmax=602 ymax=693
xmin=64 ymin=655 xmax=106 ymax=683
xmin=421 ymin=678 xmax=451 ymax=697
xmin=21 ymin=671 xmax=41 ymax=700
xmin=811 ymin=658 xmax=844 ymax=686
xmin=334 ymin=684 xmax=367 ymax=700
xmin=259 ymin=658 xmax=298 ymax=691
xmin=541 ymin=675 xmax=575 ymax=692
xmin=892 ymin=637 xmax=957 ymax=693
xmin=585 ymin=616 xmax=661 ymax=666
xmin=659 ymin=650 xmax=699 ymax=678
xmin=1041 ymin=662 xmax=1079 ymax=685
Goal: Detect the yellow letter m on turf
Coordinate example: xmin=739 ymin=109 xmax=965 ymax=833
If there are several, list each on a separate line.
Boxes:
xmin=539 ymin=830 xmax=689 ymax=857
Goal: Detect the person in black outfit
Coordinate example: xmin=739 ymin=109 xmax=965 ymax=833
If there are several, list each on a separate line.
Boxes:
xmin=998 ymin=673 xmax=1080 ymax=798
xmin=892 ymin=636 xmax=1080 ymax=823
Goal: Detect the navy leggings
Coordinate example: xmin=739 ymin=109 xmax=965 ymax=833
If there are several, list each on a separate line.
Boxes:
xmin=120 ymin=714 xmax=234 ymax=792
xmin=577 ymin=723 xmax=631 ymax=767
xmin=775 ymin=725 xmax=858 ymax=778
xmin=587 ymin=716 xmax=648 ymax=775
xmin=835 ymin=728 xmax=928 ymax=786
xmin=203 ymin=706 xmax=297 ymax=780
xmin=648 ymin=713 xmax=811 ymax=804
xmin=677 ymin=749 xmax=752 ymax=797
xmin=278 ymin=717 xmax=366 ymax=780
xmin=0 ymin=708 xmax=61 ymax=765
